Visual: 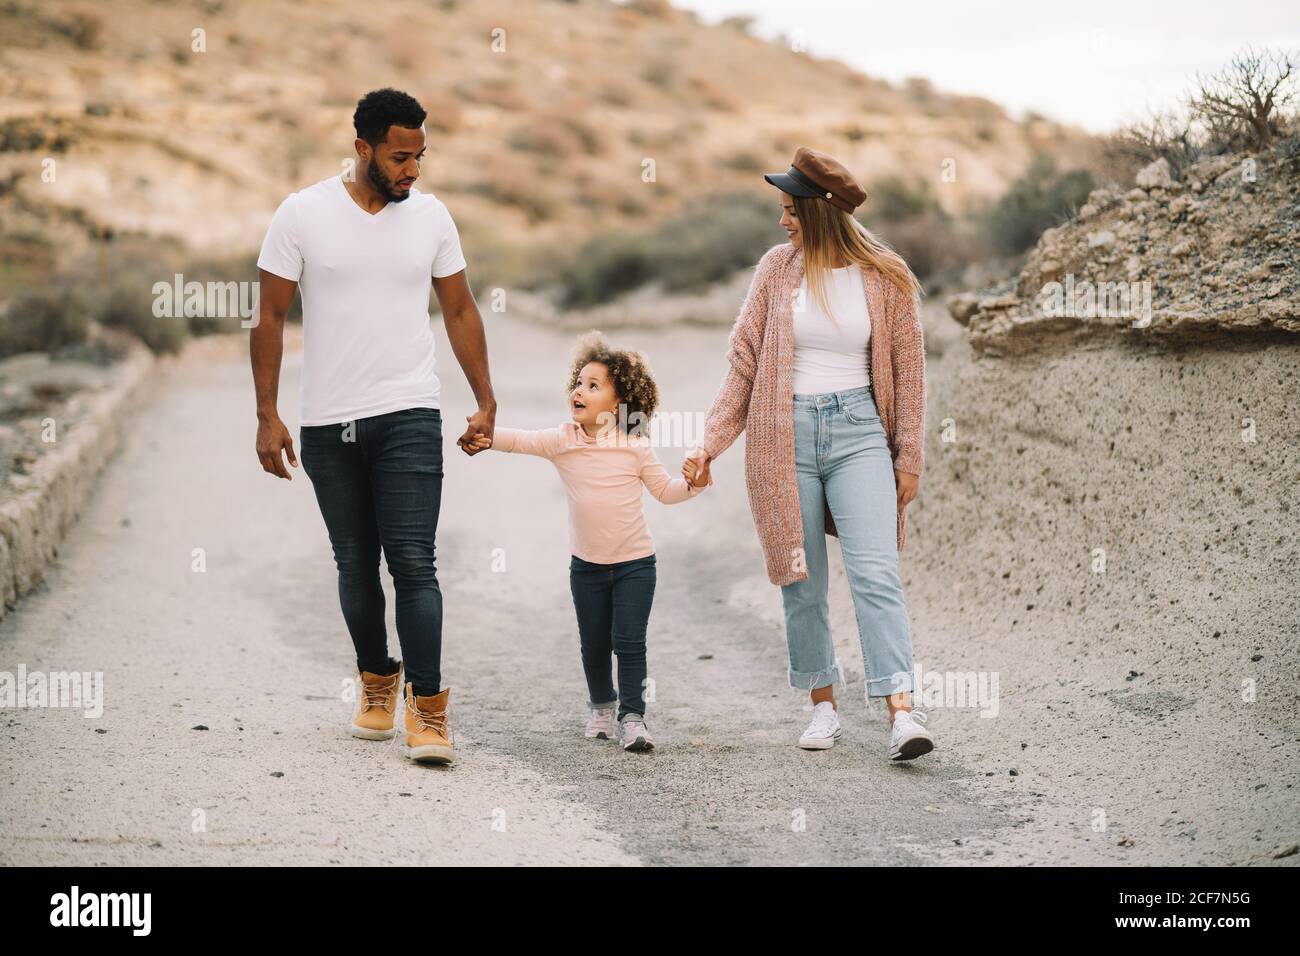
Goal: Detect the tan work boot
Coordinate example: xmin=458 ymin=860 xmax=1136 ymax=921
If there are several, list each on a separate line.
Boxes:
xmin=350 ymin=665 xmax=402 ymax=740
xmin=402 ymin=683 xmax=454 ymax=764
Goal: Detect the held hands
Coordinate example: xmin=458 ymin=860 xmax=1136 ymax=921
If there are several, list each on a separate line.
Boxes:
xmin=457 ymin=406 xmax=495 ymax=456
xmin=459 ymin=428 xmax=492 ymax=454
xmin=681 ymin=447 xmax=712 ymax=488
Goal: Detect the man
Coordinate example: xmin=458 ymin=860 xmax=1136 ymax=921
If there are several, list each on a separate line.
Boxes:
xmin=251 ymin=88 xmax=495 ymax=764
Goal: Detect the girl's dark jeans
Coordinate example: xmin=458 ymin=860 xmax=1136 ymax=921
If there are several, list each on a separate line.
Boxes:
xmin=299 ymin=407 xmax=444 ymax=697
xmin=569 ymin=553 xmax=657 ymax=720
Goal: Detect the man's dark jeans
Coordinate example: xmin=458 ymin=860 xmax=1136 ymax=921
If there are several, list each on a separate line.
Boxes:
xmin=569 ymin=553 xmax=657 ymax=720
xmin=299 ymin=407 xmax=444 ymax=696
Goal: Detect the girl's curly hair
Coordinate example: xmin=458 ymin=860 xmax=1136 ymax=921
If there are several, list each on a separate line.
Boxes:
xmin=566 ymin=330 xmax=659 ymax=436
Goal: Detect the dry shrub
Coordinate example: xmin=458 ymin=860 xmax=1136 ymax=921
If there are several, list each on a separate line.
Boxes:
xmin=420 ymin=92 xmax=464 ymax=135
xmin=1190 ymin=47 xmax=1297 ymax=150
xmin=0 ymin=287 xmax=90 ymax=359
xmin=56 ymin=8 xmax=102 ymax=50
xmin=689 ymin=76 xmax=738 ymax=112
xmin=1107 ymin=110 xmax=1202 ymax=181
xmin=454 ymin=77 xmax=528 ymax=111
xmin=466 ymin=155 xmax=556 ymax=223
xmin=878 ymin=215 xmax=990 ymax=286
xmin=508 ymin=113 xmax=602 ymax=158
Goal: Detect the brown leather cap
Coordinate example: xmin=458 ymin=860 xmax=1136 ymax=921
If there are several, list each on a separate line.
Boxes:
xmin=764 ymin=146 xmax=867 ymax=213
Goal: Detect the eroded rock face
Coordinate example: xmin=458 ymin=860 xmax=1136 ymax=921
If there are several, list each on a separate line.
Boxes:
xmin=948 ymin=148 xmax=1300 ymax=355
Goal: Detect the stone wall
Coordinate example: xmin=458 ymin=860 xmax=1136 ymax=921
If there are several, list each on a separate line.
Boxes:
xmin=0 ymin=343 xmax=155 ymax=618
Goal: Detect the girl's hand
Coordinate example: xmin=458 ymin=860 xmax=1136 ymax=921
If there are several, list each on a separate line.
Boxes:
xmin=458 ymin=410 xmax=495 ymax=456
xmin=895 ymin=470 xmax=919 ymax=508
xmin=682 ymin=448 xmax=712 ymax=488
xmin=459 ymin=431 xmax=492 ymax=454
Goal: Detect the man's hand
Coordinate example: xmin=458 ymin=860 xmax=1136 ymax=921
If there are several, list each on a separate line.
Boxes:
xmin=457 ymin=405 xmax=495 ymax=456
xmin=682 ymin=447 xmax=712 ymax=488
xmin=896 ymin=470 xmax=919 ymax=508
xmin=257 ymin=416 xmax=298 ymax=480
xmin=459 ymin=426 xmax=492 ymax=454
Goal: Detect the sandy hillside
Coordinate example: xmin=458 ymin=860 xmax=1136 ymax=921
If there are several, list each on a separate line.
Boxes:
xmin=0 ymin=0 xmax=1104 ymax=266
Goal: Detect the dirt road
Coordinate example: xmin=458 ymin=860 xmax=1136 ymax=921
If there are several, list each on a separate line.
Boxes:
xmin=1 ymin=313 xmax=1292 ymax=865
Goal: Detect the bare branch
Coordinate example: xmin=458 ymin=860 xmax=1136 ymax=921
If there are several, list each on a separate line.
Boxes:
xmin=1190 ymin=47 xmax=1298 ymax=149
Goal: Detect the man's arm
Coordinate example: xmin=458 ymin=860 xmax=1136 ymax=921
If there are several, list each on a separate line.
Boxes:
xmin=432 ymin=269 xmax=496 ymax=455
xmin=252 ymin=269 xmax=300 ymax=479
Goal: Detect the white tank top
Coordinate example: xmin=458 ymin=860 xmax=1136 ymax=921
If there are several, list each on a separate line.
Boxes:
xmin=793 ymin=264 xmax=871 ymax=395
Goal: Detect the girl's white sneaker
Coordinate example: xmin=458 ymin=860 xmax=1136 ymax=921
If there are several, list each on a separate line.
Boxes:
xmin=619 ymin=714 xmax=654 ymax=751
xmin=798 ymin=701 xmax=842 ymax=750
xmin=584 ymin=707 xmax=617 ymax=739
xmin=889 ymin=709 xmax=934 ymax=761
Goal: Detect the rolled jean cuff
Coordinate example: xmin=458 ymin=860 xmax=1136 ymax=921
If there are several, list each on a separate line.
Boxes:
xmin=788 ymin=663 xmax=842 ymax=691
xmin=587 ymin=698 xmax=618 ymax=710
xmin=866 ymin=671 xmax=914 ymax=698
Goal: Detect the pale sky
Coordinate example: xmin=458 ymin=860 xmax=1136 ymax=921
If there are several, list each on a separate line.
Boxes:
xmin=673 ymin=0 xmax=1300 ymax=133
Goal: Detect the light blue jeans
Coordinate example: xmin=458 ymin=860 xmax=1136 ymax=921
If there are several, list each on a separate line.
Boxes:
xmin=781 ymin=385 xmax=915 ymax=698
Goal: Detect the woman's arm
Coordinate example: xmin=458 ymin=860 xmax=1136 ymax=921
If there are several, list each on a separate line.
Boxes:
xmin=888 ymin=281 xmax=926 ymax=479
xmin=696 ymin=255 xmax=774 ymax=463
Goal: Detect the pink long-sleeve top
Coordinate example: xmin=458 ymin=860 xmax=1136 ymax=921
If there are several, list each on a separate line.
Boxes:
xmin=490 ymin=421 xmax=710 ymax=564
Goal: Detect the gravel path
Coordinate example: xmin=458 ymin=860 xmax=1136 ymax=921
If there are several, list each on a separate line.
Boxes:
xmin=1 ymin=316 xmax=1292 ymax=865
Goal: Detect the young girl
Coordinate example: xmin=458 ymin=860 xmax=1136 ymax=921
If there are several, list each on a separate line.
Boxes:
xmin=464 ymin=331 xmax=710 ymax=752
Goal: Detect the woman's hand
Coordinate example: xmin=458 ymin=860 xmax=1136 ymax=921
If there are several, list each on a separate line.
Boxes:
xmin=682 ymin=448 xmax=712 ymax=488
xmin=895 ymin=470 xmax=919 ymax=508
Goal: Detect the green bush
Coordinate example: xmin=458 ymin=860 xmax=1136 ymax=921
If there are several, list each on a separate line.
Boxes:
xmin=0 ymin=287 xmax=91 ymax=358
xmin=184 ymin=251 xmax=265 ymax=334
xmin=982 ymin=155 xmax=1095 ymax=255
xmin=877 ymin=214 xmax=989 ymax=286
xmin=868 ymin=175 xmax=943 ymax=224
xmin=554 ymin=192 xmax=783 ymax=308
xmin=96 ymin=272 xmax=186 ymax=354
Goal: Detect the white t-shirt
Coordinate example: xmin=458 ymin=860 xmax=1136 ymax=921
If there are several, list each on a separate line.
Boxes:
xmin=793 ymin=264 xmax=871 ymax=395
xmin=257 ymin=175 xmax=467 ymax=426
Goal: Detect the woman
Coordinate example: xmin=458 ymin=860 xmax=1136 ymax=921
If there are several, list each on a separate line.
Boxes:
xmin=683 ymin=146 xmax=934 ymax=761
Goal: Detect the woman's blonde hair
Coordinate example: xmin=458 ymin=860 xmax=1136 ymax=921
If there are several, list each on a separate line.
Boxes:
xmin=792 ymin=192 xmax=924 ymax=322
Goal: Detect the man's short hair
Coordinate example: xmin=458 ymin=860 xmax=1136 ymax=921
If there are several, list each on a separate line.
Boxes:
xmin=353 ymin=88 xmax=427 ymax=146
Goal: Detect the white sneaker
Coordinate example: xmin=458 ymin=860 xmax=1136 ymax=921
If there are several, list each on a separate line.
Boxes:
xmin=584 ymin=707 xmax=616 ymax=740
xmin=889 ymin=709 xmax=934 ymax=761
xmin=619 ymin=714 xmax=654 ymax=752
xmin=798 ymin=701 xmax=842 ymax=750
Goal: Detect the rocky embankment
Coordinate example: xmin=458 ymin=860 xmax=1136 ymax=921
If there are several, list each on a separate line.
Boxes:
xmin=948 ymin=151 xmax=1300 ymax=353
xmin=885 ymin=147 xmax=1298 ymax=861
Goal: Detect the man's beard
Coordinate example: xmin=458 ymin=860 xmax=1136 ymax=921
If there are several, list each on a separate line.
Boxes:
xmin=368 ymin=161 xmax=410 ymax=202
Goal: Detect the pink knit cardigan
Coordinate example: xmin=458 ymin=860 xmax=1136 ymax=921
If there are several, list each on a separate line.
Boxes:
xmin=700 ymin=242 xmax=926 ymax=586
